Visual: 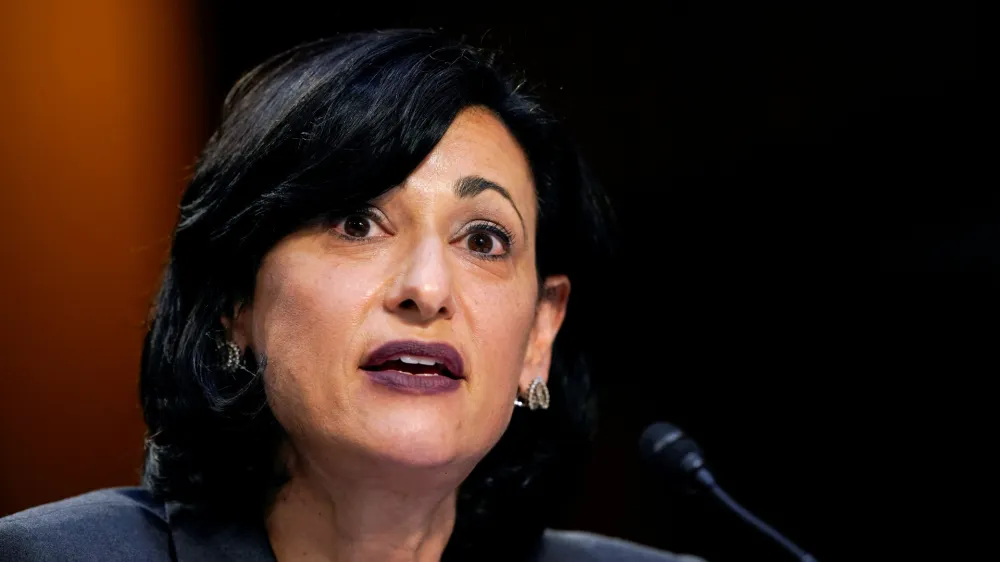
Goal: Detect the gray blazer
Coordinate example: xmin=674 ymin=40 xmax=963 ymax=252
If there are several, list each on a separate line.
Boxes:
xmin=0 ymin=488 xmax=704 ymax=562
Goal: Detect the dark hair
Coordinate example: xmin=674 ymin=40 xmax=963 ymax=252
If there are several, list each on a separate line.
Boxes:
xmin=141 ymin=29 xmax=613 ymax=561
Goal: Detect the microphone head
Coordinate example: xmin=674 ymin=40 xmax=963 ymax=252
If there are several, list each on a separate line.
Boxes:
xmin=639 ymin=422 xmax=710 ymax=489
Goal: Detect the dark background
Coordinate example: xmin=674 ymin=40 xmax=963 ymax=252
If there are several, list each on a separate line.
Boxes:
xmin=194 ymin=3 xmax=985 ymax=561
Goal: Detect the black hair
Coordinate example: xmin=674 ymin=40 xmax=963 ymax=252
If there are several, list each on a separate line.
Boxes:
xmin=140 ymin=29 xmax=613 ymax=561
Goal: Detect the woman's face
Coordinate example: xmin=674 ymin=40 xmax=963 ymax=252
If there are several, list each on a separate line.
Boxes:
xmin=232 ymin=108 xmax=569 ymax=481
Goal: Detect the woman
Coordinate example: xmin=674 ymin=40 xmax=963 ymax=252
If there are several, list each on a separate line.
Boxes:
xmin=0 ymin=30 xmax=703 ymax=562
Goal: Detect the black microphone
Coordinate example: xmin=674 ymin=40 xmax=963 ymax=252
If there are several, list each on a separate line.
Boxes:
xmin=639 ymin=422 xmax=818 ymax=562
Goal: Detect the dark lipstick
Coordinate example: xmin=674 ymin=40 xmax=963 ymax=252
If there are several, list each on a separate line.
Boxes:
xmin=360 ymin=340 xmax=465 ymax=395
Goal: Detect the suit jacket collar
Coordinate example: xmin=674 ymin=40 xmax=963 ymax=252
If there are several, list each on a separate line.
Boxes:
xmin=165 ymin=501 xmax=277 ymax=562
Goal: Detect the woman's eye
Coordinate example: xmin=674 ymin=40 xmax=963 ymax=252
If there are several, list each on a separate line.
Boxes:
xmin=464 ymin=230 xmax=508 ymax=257
xmin=334 ymin=214 xmax=385 ymax=239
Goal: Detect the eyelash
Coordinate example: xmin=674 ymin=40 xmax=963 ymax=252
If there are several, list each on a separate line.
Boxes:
xmin=331 ymin=209 xmax=516 ymax=261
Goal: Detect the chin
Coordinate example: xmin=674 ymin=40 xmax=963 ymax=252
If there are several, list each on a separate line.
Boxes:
xmin=375 ymin=440 xmax=463 ymax=469
xmin=359 ymin=406 xmax=478 ymax=469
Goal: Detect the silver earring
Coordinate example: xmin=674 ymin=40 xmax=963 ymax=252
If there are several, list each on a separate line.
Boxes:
xmin=220 ymin=341 xmax=242 ymax=373
xmin=514 ymin=377 xmax=550 ymax=410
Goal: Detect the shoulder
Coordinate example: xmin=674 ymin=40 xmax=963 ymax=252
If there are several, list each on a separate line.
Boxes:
xmin=0 ymin=487 xmax=171 ymax=562
xmin=536 ymin=529 xmax=707 ymax=562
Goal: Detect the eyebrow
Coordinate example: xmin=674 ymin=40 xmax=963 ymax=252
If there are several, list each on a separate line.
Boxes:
xmin=453 ymin=175 xmax=526 ymax=236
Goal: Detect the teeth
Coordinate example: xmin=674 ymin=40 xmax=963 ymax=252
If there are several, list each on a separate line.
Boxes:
xmin=398 ymin=355 xmax=440 ymax=366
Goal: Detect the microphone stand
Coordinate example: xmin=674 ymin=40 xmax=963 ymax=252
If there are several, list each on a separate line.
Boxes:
xmin=697 ymin=469 xmax=818 ymax=562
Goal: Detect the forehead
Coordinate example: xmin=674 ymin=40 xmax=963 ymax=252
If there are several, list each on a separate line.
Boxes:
xmin=403 ymin=107 xmax=536 ymax=222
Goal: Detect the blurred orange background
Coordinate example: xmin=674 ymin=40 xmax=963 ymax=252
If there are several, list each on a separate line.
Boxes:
xmin=0 ymin=1 xmax=202 ymax=515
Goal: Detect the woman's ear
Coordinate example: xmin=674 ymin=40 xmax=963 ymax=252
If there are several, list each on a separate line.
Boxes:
xmin=520 ymin=275 xmax=571 ymax=391
xmin=220 ymin=302 xmax=253 ymax=349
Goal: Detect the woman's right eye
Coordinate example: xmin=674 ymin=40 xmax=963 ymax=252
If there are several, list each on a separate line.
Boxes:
xmin=333 ymin=213 xmax=387 ymax=240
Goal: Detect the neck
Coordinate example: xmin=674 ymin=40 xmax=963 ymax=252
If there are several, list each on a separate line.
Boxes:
xmin=266 ymin=449 xmax=459 ymax=562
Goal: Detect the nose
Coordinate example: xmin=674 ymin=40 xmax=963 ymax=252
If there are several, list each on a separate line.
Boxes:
xmin=384 ymin=236 xmax=456 ymax=323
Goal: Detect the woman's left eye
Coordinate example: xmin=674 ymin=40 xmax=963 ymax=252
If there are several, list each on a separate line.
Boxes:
xmin=460 ymin=226 xmax=511 ymax=258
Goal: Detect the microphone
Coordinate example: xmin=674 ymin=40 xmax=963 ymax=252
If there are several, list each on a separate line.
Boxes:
xmin=639 ymin=422 xmax=818 ymax=562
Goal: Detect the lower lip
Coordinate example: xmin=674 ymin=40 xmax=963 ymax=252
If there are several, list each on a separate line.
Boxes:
xmin=364 ymin=369 xmax=462 ymax=394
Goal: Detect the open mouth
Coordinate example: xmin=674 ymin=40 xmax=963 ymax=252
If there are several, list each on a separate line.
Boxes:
xmin=362 ymin=355 xmax=460 ymax=380
xmin=360 ymin=341 xmax=466 ymax=384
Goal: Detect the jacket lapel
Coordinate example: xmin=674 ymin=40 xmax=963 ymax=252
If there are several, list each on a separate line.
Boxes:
xmin=165 ymin=501 xmax=277 ymax=562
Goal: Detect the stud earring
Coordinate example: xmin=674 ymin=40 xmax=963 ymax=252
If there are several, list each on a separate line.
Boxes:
xmin=514 ymin=377 xmax=550 ymax=410
xmin=220 ymin=341 xmax=242 ymax=373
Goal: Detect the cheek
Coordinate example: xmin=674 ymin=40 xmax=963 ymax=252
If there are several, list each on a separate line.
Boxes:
xmin=253 ymin=254 xmax=382 ymax=424
xmin=463 ymin=276 xmax=537 ymax=403
xmin=462 ymin=281 xmax=536 ymax=452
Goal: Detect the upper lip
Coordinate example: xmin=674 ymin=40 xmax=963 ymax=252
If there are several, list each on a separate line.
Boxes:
xmin=361 ymin=340 xmax=466 ymax=379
